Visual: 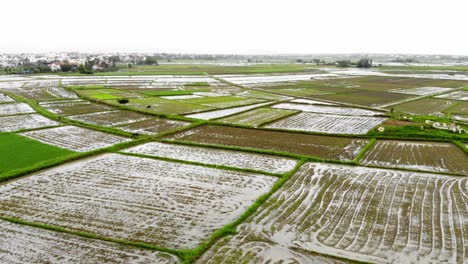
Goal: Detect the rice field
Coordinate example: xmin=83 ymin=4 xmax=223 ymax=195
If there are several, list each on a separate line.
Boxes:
xmin=199 ymin=163 xmax=468 ymax=263
xmin=360 ymin=140 xmax=468 ymax=175
xmin=166 ymin=125 xmax=369 ymax=160
xmin=0 ymin=114 xmax=59 ymax=132
xmin=0 ymin=94 xmax=14 ymax=103
xmin=20 ymin=126 xmax=130 ymax=152
xmin=68 ymin=110 xmax=151 ymax=127
xmin=45 ymin=87 xmax=79 ymax=99
xmin=435 ymin=91 xmax=468 ymax=101
xmin=39 ymin=100 xmax=114 ymax=116
xmin=122 ymin=141 xmax=297 ymax=174
xmin=114 ymin=118 xmax=191 ymax=135
xmin=185 ymin=102 xmax=271 ymax=120
xmin=272 ymin=103 xmax=384 ymax=116
xmin=391 ymin=98 xmax=456 ymax=116
xmin=0 ymin=153 xmax=276 ymax=249
xmin=0 ymin=102 xmax=35 ymax=116
xmin=265 ymin=112 xmax=386 ymax=135
xmin=219 ymin=108 xmax=297 ymax=127
xmin=389 ymin=86 xmax=454 ymax=96
xmin=0 ymin=220 xmax=180 ymax=264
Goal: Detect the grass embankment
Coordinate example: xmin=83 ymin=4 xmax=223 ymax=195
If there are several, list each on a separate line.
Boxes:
xmin=0 ymin=133 xmax=75 ymax=175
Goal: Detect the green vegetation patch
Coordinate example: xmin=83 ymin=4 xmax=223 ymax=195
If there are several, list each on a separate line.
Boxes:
xmin=0 ymin=133 xmax=75 ymax=174
xmin=141 ymin=90 xmax=193 ymax=96
xmin=184 ymin=82 xmax=210 ymax=87
xmin=107 ymin=97 xmax=213 ymax=115
xmin=179 ymin=96 xmax=265 ymax=108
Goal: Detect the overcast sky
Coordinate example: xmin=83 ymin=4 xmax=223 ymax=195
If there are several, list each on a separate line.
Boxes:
xmin=1 ymin=0 xmax=467 ymax=55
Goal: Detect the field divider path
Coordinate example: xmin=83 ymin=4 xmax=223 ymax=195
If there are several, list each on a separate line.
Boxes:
xmin=353 ymin=138 xmax=377 ymax=164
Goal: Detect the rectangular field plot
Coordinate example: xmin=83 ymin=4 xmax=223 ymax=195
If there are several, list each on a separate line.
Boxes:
xmin=0 ymin=153 xmax=276 ymax=249
xmin=390 ymin=98 xmax=456 ymax=116
xmin=178 ymin=95 xmax=265 ymax=108
xmin=389 ymin=86 xmax=453 ymax=96
xmin=435 ymin=90 xmax=468 ymax=101
xmin=185 ymin=102 xmax=271 ymax=120
xmin=122 ymin=142 xmax=297 ymax=174
xmin=360 ymin=140 xmax=468 ymax=175
xmin=20 ymin=126 xmax=130 ymax=152
xmin=120 ymin=97 xmax=213 ymax=115
xmin=312 ymin=91 xmax=413 ymax=107
xmin=265 ymin=113 xmax=386 ymax=135
xmin=446 ymin=102 xmax=468 ymax=115
xmin=272 ymin=103 xmax=384 ymax=116
xmin=0 ymin=220 xmax=180 ymax=264
xmin=219 ymin=108 xmax=297 ymax=127
xmin=165 ymin=125 xmax=369 ymax=161
xmin=0 ymin=102 xmax=35 ymax=116
xmin=0 ymin=94 xmax=14 ymax=103
xmin=0 ymin=114 xmax=59 ymax=132
xmin=11 ymin=88 xmax=58 ymax=101
xmin=207 ymin=163 xmax=468 ymax=263
xmin=45 ymin=87 xmax=79 ymax=99
xmin=114 ymin=118 xmax=191 ymax=135
xmin=68 ymin=110 xmax=151 ymax=127
xmin=39 ymin=100 xmax=114 ymax=116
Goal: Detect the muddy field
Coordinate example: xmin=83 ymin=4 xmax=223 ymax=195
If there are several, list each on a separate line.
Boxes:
xmin=0 ymin=94 xmax=14 ymax=103
xmin=390 ymin=98 xmax=456 ymax=116
xmin=122 ymin=141 xmax=297 ymax=174
xmin=219 ymin=108 xmax=296 ymax=127
xmin=360 ymin=140 xmax=468 ymax=175
xmin=68 ymin=110 xmax=151 ymax=127
xmin=265 ymin=112 xmax=386 ymax=135
xmin=21 ymin=126 xmax=130 ymax=152
xmin=165 ymin=125 xmax=369 ymax=160
xmin=114 ymin=118 xmax=190 ymax=135
xmin=435 ymin=91 xmax=468 ymax=101
xmin=185 ymin=102 xmax=271 ymax=120
xmin=0 ymin=153 xmax=276 ymax=249
xmin=39 ymin=100 xmax=114 ymax=116
xmin=0 ymin=102 xmax=35 ymax=116
xmin=0 ymin=220 xmax=179 ymax=264
xmin=272 ymin=103 xmax=384 ymax=116
xmin=199 ymin=163 xmax=468 ymax=263
xmin=0 ymin=113 xmax=59 ymax=132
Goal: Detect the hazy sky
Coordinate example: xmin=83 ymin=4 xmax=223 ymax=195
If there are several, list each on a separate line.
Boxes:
xmin=1 ymin=0 xmax=467 ymax=55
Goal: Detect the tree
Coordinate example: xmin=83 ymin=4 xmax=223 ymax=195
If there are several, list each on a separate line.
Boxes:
xmin=357 ymin=58 xmax=372 ymax=68
xmin=336 ymin=60 xmax=351 ymax=67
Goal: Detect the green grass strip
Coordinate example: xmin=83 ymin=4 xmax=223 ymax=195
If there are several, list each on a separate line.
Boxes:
xmin=353 ymin=138 xmax=377 ymax=164
xmin=453 ymin=140 xmax=468 ymax=153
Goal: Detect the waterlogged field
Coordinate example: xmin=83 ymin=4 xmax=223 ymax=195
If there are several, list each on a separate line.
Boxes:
xmin=360 ymin=140 xmax=468 ymax=175
xmin=20 ymin=126 xmax=130 ymax=152
xmin=114 ymin=118 xmax=190 ymax=135
xmin=0 ymin=102 xmax=35 ymax=116
xmin=69 ymin=110 xmax=151 ymax=127
xmin=219 ymin=108 xmax=297 ymax=127
xmin=265 ymin=112 xmax=386 ymax=135
xmin=166 ymin=125 xmax=369 ymax=160
xmin=0 ymin=220 xmax=180 ymax=264
xmin=1 ymin=69 xmax=468 ymax=263
xmin=0 ymin=153 xmax=276 ymax=248
xmin=0 ymin=114 xmax=59 ymax=132
xmin=122 ymin=141 xmax=297 ymax=174
xmin=272 ymin=103 xmax=384 ymax=116
xmin=199 ymin=163 xmax=468 ymax=263
xmin=0 ymin=94 xmax=14 ymax=103
xmin=391 ymin=98 xmax=456 ymax=116
xmin=389 ymin=86 xmax=454 ymax=96
xmin=39 ymin=100 xmax=114 ymax=116
xmin=185 ymin=102 xmax=271 ymax=120
xmin=435 ymin=90 xmax=468 ymax=101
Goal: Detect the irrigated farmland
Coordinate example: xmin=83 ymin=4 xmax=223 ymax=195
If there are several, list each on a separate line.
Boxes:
xmin=0 ymin=220 xmax=180 ymax=264
xmin=0 ymin=102 xmax=35 ymax=116
xmin=0 ymin=153 xmax=276 ymax=248
xmin=199 ymin=163 xmax=468 ymax=263
xmin=219 ymin=108 xmax=297 ymax=127
xmin=360 ymin=140 xmax=468 ymax=175
xmin=122 ymin=142 xmax=297 ymax=174
xmin=265 ymin=112 xmax=386 ymax=134
xmin=0 ymin=114 xmax=59 ymax=132
xmin=20 ymin=126 xmax=130 ymax=152
xmin=166 ymin=125 xmax=369 ymax=160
